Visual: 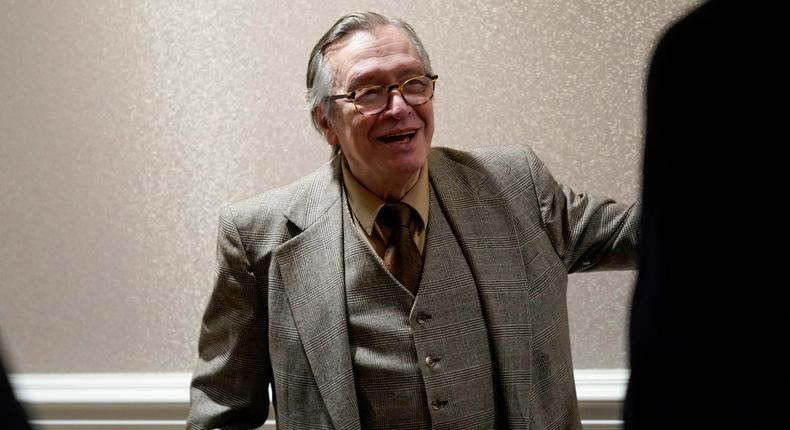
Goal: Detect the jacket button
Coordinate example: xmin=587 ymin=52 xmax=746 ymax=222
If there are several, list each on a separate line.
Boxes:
xmin=425 ymin=356 xmax=440 ymax=368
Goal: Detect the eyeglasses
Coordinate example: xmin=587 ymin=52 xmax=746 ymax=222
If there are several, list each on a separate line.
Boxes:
xmin=327 ymin=74 xmax=438 ymax=116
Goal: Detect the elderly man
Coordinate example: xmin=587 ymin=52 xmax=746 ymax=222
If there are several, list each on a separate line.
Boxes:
xmin=188 ymin=11 xmax=638 ymax=430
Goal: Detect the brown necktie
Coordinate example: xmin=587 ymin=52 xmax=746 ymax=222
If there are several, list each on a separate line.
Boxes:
xmin=378 ymin=202 xmax=423 ymax=294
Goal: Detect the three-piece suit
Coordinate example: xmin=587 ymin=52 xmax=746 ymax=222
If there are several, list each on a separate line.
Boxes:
xmin=188 ymin=145 xmax=638 ymax=429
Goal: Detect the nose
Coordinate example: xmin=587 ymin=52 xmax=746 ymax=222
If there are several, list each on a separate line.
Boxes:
xmin=383 ymin=89 xmax=412 ymax=119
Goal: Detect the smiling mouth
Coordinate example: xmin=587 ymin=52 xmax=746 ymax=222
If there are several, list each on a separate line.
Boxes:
xmin=377 ymin=129 xmax=417 ymax=144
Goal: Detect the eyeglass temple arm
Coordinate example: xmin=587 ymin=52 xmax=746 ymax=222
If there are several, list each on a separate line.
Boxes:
xmin=327 ymin=93 xmax=354 ymax=101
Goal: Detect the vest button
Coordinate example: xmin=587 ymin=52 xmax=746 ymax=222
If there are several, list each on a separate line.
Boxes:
xmin=425 ymin=356 xmax=440 ymax=367
xmin=431 ymin=400 xmax=448 ymax=410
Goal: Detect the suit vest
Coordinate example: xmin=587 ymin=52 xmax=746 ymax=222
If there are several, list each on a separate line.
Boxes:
xmin=342 ymin=183 xmax=499 ymax=430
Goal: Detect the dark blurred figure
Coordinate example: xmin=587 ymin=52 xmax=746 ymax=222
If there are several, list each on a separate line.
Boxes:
xmin=0 ymin=352 xmax=32 ymax=429
xmin=625 ymin=1 xmax=788 ymax=429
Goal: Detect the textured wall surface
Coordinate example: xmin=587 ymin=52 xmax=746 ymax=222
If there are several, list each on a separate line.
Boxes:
xmin=0 ymin=0 xmax=700 ymax=373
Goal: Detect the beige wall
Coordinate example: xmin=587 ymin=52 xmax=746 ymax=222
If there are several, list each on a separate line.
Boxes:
xmin=0 ymin=0 xmax=699 ymax=373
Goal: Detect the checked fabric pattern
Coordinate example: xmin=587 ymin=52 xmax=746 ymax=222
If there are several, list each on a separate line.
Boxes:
xmin=343 ymin=184 xmax=498 ymax=429
xmin=187 ymin=145 xmax=639 ymax=430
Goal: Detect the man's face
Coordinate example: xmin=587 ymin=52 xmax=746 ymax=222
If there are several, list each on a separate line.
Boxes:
xmin=320 ymin=25 xmax=434 ymax=196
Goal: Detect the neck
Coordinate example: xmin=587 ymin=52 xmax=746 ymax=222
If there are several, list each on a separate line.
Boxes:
xmin=363 ymin=170 xmax=421 ymax=202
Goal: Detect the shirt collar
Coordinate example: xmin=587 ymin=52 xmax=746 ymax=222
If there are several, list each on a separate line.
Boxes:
xmin=341 ymin=154 xmax=429 ymax=236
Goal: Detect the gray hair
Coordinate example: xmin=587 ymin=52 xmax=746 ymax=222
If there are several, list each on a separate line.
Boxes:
xmin=306 ymin=12 xmax=433 ymax=148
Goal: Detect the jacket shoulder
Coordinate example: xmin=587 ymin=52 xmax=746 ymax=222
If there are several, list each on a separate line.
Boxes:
xmin=219 ymin=158 xmax=338 ymax=236
xmin=430 ymin=145 xmax=541 ymax=191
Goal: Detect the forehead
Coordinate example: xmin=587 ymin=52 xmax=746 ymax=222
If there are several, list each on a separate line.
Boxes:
xmin=324 ymin=25 xmax=423 ymax=88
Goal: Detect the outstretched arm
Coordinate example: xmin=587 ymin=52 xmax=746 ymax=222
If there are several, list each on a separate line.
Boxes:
xmin=524 ymin=145 xmax=639 ymax=273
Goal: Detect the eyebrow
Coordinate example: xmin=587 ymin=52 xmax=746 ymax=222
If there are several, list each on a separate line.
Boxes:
xmin=346 ymin=68 xmax=425 ymax=91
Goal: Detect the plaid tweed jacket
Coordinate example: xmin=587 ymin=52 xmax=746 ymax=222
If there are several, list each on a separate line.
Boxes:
xmin=188 ymin=145 xmax=638 ymax=430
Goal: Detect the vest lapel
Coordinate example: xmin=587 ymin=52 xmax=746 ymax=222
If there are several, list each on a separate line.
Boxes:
xmin=428 ymin=150 xmax=533 ymax=428
xmin=275 ymin=158 xmax=360 ymax=430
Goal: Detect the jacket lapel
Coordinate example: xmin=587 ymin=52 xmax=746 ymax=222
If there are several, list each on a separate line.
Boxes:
xmin=275 ymin=157 xmax=360 ymax=430
xmin=429 ymin=149 xmax=533 ymax=427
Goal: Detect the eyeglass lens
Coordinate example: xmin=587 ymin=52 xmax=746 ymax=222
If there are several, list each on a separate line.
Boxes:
xmin=354 ymin=76 xmax=434 ymax=115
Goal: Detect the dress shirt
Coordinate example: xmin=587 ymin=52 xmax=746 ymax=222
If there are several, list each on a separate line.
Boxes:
xmin=341 ymin=155 xmax=429 ymax=257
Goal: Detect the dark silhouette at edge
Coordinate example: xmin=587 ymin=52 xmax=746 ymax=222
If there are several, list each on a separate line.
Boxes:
xmin=625 ymin=1 xmax=788 ymax=429
xmin=0 ymin=350 xmax=32 ymax=429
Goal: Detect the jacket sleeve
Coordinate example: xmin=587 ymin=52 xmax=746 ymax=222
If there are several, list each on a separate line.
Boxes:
xmin=187 ymin=205 xmax=272 ymax=429
xmin=523 ymin=145 xmax=640 ymax=273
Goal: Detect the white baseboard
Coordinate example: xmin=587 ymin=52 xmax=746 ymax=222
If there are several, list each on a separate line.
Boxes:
xmin=11 ymin=369 xmax=628 ymax=429
xmin=576 ymin=369 xmax=629 ymax=430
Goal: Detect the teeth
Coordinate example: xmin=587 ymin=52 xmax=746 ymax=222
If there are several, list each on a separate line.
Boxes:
xmin=383 ymin=130 xmax=415 ymax=138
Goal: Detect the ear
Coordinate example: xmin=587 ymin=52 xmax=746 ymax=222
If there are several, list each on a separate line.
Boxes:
xmin=313 ymin=106 xmax=339 ymax=146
